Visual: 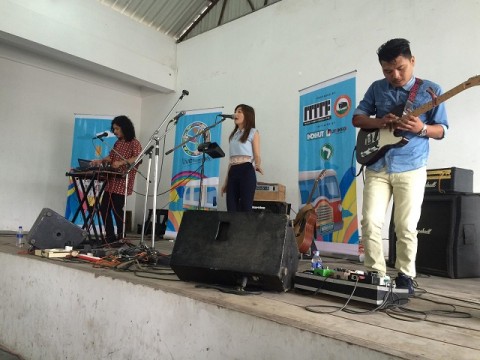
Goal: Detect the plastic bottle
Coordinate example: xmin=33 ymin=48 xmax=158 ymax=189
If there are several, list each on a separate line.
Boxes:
xmin=311 ymin=250 xmax=323 ymax=271
xmin=16 ymin=226 xmax=24 ymax=248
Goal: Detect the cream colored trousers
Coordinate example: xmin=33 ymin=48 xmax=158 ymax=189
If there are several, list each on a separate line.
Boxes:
xmin=361 ymin=166 xmax=427 ymax=277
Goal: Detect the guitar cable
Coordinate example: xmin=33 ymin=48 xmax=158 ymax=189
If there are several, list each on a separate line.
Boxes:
xmin=351 ymin=146 xmax=365 ymax=178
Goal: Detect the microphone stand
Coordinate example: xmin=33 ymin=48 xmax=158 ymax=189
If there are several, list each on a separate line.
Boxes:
xmin=130 ymin=90 xmax=189 ymax=249
xmin=199 ymin=133 xmax=208 ymax=209
xmin=165 ymin=115 xmax=227 ymax=209
xmin=99 ymin=137 xmax=149 ymax=241
xmin=139 ymin=145 xmax=154 ymax=245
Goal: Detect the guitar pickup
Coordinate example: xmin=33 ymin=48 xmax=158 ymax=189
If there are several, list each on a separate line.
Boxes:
xmin=361 ymin=146 xmax=379 ymax=157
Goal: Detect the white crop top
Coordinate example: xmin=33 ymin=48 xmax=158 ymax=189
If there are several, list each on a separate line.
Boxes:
xmin=229 ymin=128 xmax=257 ymax=158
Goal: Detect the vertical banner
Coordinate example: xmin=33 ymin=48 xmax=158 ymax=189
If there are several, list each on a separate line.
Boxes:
xmin=298 ymin=72 xmax=360 ymax=257
xmin=165 ymin=108 xmax=223 ymax=239
xmin=65 ymin=114 xmax=115 ymax=225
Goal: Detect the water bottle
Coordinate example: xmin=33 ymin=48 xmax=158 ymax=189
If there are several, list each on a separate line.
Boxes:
xmin=16 ymin=226 xmax=24 ymax=248
xmin=311 ymin=250 xmax=323 ymax=271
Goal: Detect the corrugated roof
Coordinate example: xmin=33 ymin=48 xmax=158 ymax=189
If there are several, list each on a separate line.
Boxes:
xmin=97 ymin=0 xmax=282 ymax=42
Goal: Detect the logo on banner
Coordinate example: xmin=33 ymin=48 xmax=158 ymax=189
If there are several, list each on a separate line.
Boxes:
xmin=303 ymin=99 xmax=332 ymax=125
xmin=334 ymin=95 xmax=352 ymax=118
xmin=321 ymin=143 xmax=334 ymax=161
xmin=182 ymin=121 xmax=211 ymax=157
xmin=306 ymin=126 xmax=347 ymax=140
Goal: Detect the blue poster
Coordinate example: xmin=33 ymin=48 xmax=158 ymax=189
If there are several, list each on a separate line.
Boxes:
xmin=165 ymin=108 xmax=223 ymax=239
xmin=298 ymin=72 xmax=360 ymax=257
xmin=65 ymin=115 xmax=115 ymax=225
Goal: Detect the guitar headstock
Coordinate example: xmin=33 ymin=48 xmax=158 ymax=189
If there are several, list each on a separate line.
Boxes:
xmin=316 ymin=169 xmax=328 ymax=182
xmin=464 ymin=75 xmax=480 ymax=89
xmin=305 ymin=169 xmax=329 ymax=204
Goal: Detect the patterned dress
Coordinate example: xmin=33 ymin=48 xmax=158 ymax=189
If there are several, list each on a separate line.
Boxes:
xmin=105 ymin=138 xmax=142 ymax=195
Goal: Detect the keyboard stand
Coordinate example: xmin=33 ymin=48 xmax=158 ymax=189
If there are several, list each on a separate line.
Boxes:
xmin=66 ymin=171 xmax=109 ymax=244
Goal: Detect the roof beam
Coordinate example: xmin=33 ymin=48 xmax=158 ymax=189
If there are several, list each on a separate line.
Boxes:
xmin=218 ymin=0 xmax=228 ymax=26
xmin=177 ymin=0 xmax=220 ymax=43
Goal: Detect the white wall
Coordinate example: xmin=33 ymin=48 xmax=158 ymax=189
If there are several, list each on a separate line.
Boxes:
xmin=142 ymin=0 xmax=480 ymax=239
xmin=0 ymin=0 xmax=177 ymax=231
xmin=0 ymin=0 xmax=176 ymax=91
xmin=0 ymin=42 xmax=143 ymax=230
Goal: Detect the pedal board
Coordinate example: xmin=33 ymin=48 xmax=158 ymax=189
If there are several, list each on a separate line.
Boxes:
xmin=294 ymin=272 xmax=409 ymax=305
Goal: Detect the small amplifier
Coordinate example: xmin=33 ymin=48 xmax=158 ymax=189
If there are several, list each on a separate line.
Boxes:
xmin=252 ymin=201 xmax=291 ymax=215
xmin=254 ymin=182 xmax=286 ymax=201
xmin=425 ymin=167 xmax=473 ymax=194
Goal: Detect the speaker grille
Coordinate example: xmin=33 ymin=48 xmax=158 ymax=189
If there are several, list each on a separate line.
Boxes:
xmin=170 ymin=210 xmax=299 ymax=291
xmin=389 ymin=194 xmax=480 ymax=278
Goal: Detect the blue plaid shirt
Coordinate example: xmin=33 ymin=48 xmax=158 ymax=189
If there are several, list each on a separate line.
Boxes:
xmin=354 ymin=76 xmax=449 ymax=173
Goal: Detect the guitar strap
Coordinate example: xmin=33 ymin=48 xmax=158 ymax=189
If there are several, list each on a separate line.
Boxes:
xmin=403 ymin=77 xmax=423 ymax=115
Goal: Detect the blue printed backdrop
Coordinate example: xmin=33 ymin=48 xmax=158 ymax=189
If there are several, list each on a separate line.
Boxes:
xmin=164 ymin=108 xmax=223 ymax=239
xmin=65 ymin=115 xmax=115 ymax=224
xmin=298 ymin=72 xmax=359 ymax=255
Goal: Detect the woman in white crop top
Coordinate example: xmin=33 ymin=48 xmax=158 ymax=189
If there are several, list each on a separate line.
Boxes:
xmin=221 ymin=104 xmax=263 ymax=211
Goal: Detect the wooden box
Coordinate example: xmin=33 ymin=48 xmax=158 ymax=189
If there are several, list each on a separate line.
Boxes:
xmin=254 ymin=183 xmax=286 ymax=202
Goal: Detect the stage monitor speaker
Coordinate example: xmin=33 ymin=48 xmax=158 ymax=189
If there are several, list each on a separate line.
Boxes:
xmin=27 ymin=208 xmax=88 ymax=249
xmin=389 ymin=194 xmax=480 ymax=278
xmin=170 ymin=210 xmax=299 ymax=291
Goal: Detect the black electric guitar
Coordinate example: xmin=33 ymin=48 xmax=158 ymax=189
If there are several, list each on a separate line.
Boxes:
xmin=356 ymin=75 xmax=480 ymax=166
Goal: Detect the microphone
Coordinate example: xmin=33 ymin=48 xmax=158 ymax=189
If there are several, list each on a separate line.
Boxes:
xmin=92 ymin=131 xmax=108 ymax=139
xmin=172 ymin=111 xmax=186 ymax=124
xmin=179 ymin=89 xmax=189 ymax=100
xmin=219 ymin=114 xmax=235 ymax=119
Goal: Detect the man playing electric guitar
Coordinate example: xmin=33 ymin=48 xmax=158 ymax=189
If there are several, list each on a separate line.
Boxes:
xmin=352 ymin=38 xmax=449 ymax=295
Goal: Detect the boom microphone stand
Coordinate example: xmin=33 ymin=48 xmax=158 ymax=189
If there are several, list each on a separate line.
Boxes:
xmin=130 ymin=90 xmax=189 ymax=249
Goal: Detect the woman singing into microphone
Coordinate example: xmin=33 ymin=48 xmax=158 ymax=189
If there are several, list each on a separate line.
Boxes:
xmin=221 ymin=104 xmax=263 ymax=212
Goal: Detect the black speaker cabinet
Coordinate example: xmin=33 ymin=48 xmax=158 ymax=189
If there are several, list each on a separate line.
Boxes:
xmin=389 ymin=194 xmax=480 ymax=278
xmin=170 ymin=210 xmax=299 ymax=291
xmin=27 ymin=208 xmax=88 ymax=249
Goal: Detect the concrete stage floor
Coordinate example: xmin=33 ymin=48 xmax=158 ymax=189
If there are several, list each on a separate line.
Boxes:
xmin=1 ymin=231 xmax=479 ymax=360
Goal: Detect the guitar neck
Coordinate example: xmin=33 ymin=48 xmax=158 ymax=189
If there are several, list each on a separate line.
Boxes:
xmin=306 ymin=170 xmax=327 ymax=204
xmin=411 ymin=77 xmax=479 ymax=117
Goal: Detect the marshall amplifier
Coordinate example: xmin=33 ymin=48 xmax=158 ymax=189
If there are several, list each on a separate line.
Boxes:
xmin=389 ymin=194 xmax=480 ymax=278
xmin=425 ymin=167 xmax=473 ymax=194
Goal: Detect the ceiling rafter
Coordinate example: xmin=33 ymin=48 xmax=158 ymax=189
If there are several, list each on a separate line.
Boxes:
xmin=98 ymin=0 xmax=282 ymax=43
xmin=178 ymin=0 xmax=221 ymax=43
